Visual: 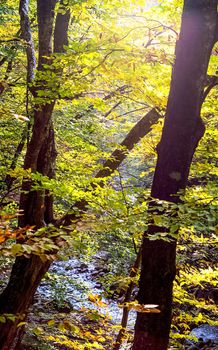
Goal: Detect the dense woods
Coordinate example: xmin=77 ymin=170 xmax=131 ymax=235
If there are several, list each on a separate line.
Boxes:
xmin=0 ymin=1 xmax=217 ymax=350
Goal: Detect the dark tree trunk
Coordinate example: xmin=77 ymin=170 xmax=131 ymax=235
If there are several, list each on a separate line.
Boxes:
xmin=0 ymin=123 xmax=57 ymax=349
xmin=0 ymin=1 xmax=70 ymax=349
xmin=0 ymin=256 xmax=51 ymax=350
xmin=133 ymin=1 xmax=217 ymax=350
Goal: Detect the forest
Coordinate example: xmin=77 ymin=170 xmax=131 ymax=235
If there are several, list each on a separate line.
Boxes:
xmin=0 ymin=0 xmax=217 ymax=349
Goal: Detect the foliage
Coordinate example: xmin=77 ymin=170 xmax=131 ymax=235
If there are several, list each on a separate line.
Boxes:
xmin=0 ymin=0 xmax=217 ymax=349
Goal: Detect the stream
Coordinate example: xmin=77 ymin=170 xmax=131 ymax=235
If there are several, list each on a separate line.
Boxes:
xmin=35 ymin=255 xmax=218 ymax=350
xmin=37 ymin=254 xmax=136 ymax=326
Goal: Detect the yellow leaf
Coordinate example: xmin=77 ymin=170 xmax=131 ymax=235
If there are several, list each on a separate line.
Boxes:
xmin=11 ymin=244 xmax=22 ymax=255
xmin=17 ymin=322 xmax=26 ymax=327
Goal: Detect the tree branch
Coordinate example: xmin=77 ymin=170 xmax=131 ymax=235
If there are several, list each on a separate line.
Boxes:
xmin=4 ymin=127 xmax=28 ymax=191
xmin=201 ymin=75 xmax=218 ymax=104
xmin=56 ymin=108 xmax=161 ymax=227
xmin=0 ymin=57 xmax=7 ymax=67
xmin=104 ymin=101 xmax=121 ymax=118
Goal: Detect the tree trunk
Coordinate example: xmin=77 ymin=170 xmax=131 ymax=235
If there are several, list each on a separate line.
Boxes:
xmin=0 ymin=256 xmax=51 ymax=350
xmin=0 ymin=123 xmax=56 ymax=349
xmin=0 ymin=1 xmax=70 ymax=349
xmin=132 ymin=1 xmax=217 ymax=350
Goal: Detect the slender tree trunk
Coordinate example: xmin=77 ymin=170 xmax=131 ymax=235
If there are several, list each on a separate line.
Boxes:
xmin=133 ymin=1 xmax=217 ymax=350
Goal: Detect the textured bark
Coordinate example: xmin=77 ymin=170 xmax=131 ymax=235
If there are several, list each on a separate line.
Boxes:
xmin=133 ymin=233 xmax=177 ymax=350
xmin=58 ymin=108 xmax=161 ymax=226
xmin=0 ymin=1 xmax=70 ymax=348
xmin=0 ymin=125 xmax=57 ymax=348
xmin=37 ymin=0 xmax=57 ymax=70
xmin=38 ymin=123 xmax=57 ymax=224
xmin=19 ymin=0 xmax=36 ymax=83
xmin=133 ymin=1 xmax=217 ymax=350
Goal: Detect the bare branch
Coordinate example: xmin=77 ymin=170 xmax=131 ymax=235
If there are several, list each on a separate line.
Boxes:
xmin=77 ymin=49 xmax=124 ymax=80
xmin=96 ymin=108 xmax=160 ymax=179
xmin=119 ymin=15 xmax=179 ymax=37
xmin=116 ymin=106 xmax=148 ymax=118
xmin=0 ymin=38 xmax=21 ymax=43
xmin=104 ymin=101 xmax=121 ymax=118
xmin=201 ymin=75 xmax=218 ymax=104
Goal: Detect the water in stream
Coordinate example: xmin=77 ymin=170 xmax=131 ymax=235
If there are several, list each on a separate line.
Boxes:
xmin=38 ymin=255 xmax=135 ymax=325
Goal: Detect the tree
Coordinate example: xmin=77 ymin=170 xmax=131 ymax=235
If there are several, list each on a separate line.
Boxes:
xmin=132 ymin=1 xmax=217 ymax=350
xmin=0 ymin=1 xmax=70 ymax=348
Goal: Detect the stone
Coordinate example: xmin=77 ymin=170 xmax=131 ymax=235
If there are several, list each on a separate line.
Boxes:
xmin=189 ymin=325 xmax=218 ymax=344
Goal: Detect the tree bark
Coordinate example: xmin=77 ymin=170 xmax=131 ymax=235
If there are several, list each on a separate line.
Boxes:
xmin=132 ymin=1 xmax=217 ymax=350
xmin=19 ymin=0 xmax=36 ymax=83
